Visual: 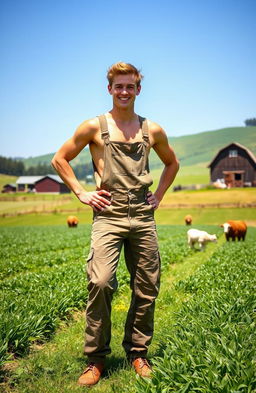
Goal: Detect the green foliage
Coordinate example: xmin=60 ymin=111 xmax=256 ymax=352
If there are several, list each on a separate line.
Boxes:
xmin=1 ymin=224 xmax=255 ymax=393
xmin=0 ymin=156 xmax=25 ymax=176
xmin=137 ymin=229 xmax=256 ymax=393
xmin=0 ymin=155 xmax=93 ymax=181
xmin=0 ymin=226 xmax=92 ymax=364
xmin=0 ymin=156 xmax=56 ymax=176
xmin=25 ymin=163 xmax=55 ymax=176
xmin=71 ymin=162 xmax=94 ymax=180
xmin=245 ymin=118 xmax=256 ymax=126
xmin=0 ymin=226 xmax=90 ymax=280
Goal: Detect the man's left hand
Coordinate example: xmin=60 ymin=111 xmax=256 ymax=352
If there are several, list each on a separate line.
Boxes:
xmin=147 ymin=191 xmax=160 ymax=210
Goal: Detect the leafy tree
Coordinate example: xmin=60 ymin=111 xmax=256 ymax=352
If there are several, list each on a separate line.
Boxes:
xmin=0 ymin=156 xmax=25 ymax=175
xmin=244 ymin=118 xmax=256 ymax=126
xmin=0 ymin=154 xmax=94 ymax=182
xmin=25 ymin=164 xmax=55 ymax=175
xmin=72 ymin=162 xmax=94 ymax=180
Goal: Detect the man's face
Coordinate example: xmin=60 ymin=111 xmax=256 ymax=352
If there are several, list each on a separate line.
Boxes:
xmin=108 ymin=74 xmax=141 ymax=108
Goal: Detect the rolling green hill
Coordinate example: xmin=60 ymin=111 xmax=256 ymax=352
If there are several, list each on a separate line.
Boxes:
xmin=22 ymin=126 xmax=256 ymax=169
xmin=150 ymin=125 xmax=256 ymax=168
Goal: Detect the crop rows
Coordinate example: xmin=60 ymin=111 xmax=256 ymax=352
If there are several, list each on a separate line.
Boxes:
xmin=0 ymin=224 xmax=194 ymax=367
xmin=137 ymin=228 xmax=256 ymax=393
xmin=0 ymin=226 xmax=91 ymax=279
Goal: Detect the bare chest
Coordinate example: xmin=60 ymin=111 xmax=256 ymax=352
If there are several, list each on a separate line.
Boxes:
xmin=109 ymin=121 xmax=144 ymax=143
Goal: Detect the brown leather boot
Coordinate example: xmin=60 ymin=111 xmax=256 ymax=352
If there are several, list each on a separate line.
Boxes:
xmin=77 ymin=362 xmax=104 ymax=386
xmin=132 ymin=357 xmax=152 ymax=378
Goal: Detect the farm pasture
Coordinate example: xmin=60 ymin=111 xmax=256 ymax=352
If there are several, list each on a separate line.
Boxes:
xmin=0 ymin=180 xmax=255 ymax=391
xmin=137 ymin=233 xmax=256 ymax=393
xmin=2 ymin=224 xmax=220 ymax=367
xmin=0 ymin=225 xmax=255 ymax=393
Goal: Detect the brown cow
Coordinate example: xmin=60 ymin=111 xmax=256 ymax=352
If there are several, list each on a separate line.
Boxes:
xmin=221 ymin=220 xmax=247 ymax=241
xmin=185 ymin=214 xmax=192 ymax=225
xmin=67 ymin=215 xmax=79 ymax=228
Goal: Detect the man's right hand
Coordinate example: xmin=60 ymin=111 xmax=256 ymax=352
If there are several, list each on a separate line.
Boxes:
xmin=77 ymin=190 xmax=112 ymax=211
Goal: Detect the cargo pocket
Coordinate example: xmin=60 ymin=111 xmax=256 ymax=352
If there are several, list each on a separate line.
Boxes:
xmin=86 ymin=248 xmax=94 ymax=279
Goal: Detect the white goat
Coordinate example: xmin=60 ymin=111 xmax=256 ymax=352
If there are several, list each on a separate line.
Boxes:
xmin=187 ymin=229 xmax=217 ymax=251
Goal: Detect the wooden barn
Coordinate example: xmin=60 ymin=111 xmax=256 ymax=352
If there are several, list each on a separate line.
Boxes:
xmin=1 ymin=184 xmax=17 ymax=193
xmin=208 ymin=142 xmax=256 ymax=188
xmin=16 ymin=176 xmax=42 ymax=192
xmin=16 ymin=175 xmax=70 ymax=193
xmin=35 ymin=175 xmax=70 ymax=193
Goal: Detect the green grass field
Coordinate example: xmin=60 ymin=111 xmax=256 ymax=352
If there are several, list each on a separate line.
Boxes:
xmin=1 ymin=226 xmax=255 ymax=392
xmin=1 ymin=207 xmax=255 ymax=228
xmin=150 ymin=164 xmax=210 ymax=189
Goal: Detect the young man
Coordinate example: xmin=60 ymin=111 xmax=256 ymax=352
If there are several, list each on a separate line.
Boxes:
xmin=52 ymin=62 xmax=179 ymax=386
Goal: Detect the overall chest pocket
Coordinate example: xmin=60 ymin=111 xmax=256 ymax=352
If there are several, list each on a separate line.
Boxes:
xmin=110 ymin=143 xmax=146 ymax=176
xmin=112 ymin=152 xmax=145 ymax=175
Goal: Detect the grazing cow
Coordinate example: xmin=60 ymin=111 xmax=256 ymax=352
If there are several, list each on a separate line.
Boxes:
xmin=185 ymin=214 xmax=192 ymax=225
xmin=67 ymin=215 xmax=79 ymax=228
xmin=221 ymin=220 xmax=247 ymax=241
xmin=187 ymin=229 xmax=217 ymax=251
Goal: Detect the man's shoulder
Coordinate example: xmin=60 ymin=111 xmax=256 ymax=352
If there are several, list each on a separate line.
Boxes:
xmin=145 ymin=118 xmax=165 ymax=135
xmin=143 ymin=118 xmax=168 ymax=146
xmin=76 ymin=116 xmax=100 ymax=135
xmin=79 ymin=116 xmax=100 ymax=129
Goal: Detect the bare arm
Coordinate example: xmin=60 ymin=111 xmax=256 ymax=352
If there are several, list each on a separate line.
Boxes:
xmin=147 ymin=123 xmax=179 ymax=209
xmin=51 ymin=119 xmax=111 ymax=211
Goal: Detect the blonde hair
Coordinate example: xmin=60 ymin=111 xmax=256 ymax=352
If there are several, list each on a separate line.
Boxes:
xmin=107 ymin=62 xmax=143 ymax=87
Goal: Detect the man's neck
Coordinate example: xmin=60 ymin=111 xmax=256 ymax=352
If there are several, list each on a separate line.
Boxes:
xmin=109 ymin=107 xmax=137 ymax=123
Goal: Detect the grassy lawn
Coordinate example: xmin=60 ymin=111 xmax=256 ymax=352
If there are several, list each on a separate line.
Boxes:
xmin=155 ymin=207 xmax=256 ymax=226
xmin=0 ymin=198 xmax=73 ymax=214
xmin=1 ymin=187 xmax=255 ymax=214
xmin=150 ymin=163 xmax=209 ymax=188
xmin=161 ymin=187 xmax=256 ymax=206
xmin=0 ymin=174 xmax=17 ymax=190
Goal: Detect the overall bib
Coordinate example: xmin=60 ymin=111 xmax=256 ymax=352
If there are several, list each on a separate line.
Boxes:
xmin=85 ymin=114 xmax=161 ymax=362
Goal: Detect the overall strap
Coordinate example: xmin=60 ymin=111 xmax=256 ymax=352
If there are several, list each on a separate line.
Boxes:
xmin=97 ymin=115 xmax=110 ymax=144
xmin=139 ymin=116 xmax=149 ymax=144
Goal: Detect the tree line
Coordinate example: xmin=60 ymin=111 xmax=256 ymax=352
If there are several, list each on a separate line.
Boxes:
xmin=0 ymin=156 xmax=93 ymax=181
xmin=244 ymin=118 xmax=256 ymax=126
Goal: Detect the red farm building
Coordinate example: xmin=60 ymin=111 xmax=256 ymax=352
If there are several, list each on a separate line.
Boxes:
xmin=1 ymin=183 xmax=17 ymax=193
xmin=16 ymin=175 xmax=70 ymax=193
xmin=208 ymin=142 xmax=256 ymax=188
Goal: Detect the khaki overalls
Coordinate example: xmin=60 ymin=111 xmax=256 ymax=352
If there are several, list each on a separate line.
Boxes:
xmin=85 ymin=114 xmax=161 ymax=362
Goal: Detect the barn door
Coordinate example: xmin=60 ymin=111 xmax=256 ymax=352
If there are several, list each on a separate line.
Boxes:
xmin=224 ymin=172 xmax=244 ymax=188
xmin=234 ymin=172 xmax=244 ymax=187
xmin=224 ymin=172 xmax=233 ymax=188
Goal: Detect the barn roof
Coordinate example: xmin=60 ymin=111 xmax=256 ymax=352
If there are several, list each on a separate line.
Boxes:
xmin=16 ymin=176 xmax=42 ymax=184
xmin=3 ymin=183 xmax=17 ymax=188
xmin=16 ymin=174 xmax=64 ymax=185
xmin=208 ymin=142 xmax=256 ymax=168
xmin=35 ymin=174 xmax=64 ymax=184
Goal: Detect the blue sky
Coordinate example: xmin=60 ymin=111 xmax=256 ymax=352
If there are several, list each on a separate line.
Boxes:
xmin=1 ymin=0 xmax=255 ymax=158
